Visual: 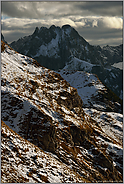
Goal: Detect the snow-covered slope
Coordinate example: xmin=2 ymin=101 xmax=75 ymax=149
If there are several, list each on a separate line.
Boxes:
xmin=83 ymin=109 xmax=123 ymax=142
xmin=57 ymin=69 xmax=122 ymax=113
xmin=62 ymin=57 xmax=122 ymax=100
xmin=1 ymin=41 xmax=123 ymax=182
xmin=63 ymin=57 xmax=94 ymax=72
xmin=57 ymin=69 xmax=105 ymax=108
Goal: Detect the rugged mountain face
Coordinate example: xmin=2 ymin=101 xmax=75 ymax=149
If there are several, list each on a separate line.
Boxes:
xmin=102 ymin=44 xmax=123 ymax=66
xmin=10 ymin=25 xmax=88 ymax=69
xmin=1 ymin=41 xmax=123 ymax=183
xmin=10 ymin=25 xmax=123 ymax=68
xmin=10 ymin=25 xmax=123 ymax=98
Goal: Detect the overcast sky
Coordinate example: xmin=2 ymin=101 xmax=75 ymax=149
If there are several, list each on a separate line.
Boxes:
xmin=1 ymin=1 xmax=123 ymax=46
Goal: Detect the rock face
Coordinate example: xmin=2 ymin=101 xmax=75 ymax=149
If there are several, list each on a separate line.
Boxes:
xmin=10 ymin=25 xmax=123 ymax=97
xmin=1 ymin=42 xmax=123 ymax=183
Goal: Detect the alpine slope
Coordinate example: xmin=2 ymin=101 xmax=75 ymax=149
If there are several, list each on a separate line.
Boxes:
xmin=1 ymin=41 xmax=123 ymax=183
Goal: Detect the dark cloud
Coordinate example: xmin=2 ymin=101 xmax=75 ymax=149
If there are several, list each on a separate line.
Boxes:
xmin=75 ymin=2 xmax=123 ymax=16
xmin=1 ymin=2 xmax=42 ymax=18
xmin=2 ymin=1 xmax=123 ymax=19
xmin=77 ymin=26 xmax=123 ymax=46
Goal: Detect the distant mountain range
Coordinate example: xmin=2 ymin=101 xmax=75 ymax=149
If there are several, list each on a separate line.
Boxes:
xmin=1 ymin=41 xmax=123 ymax=182
xmin=2 ymin=25 xmax=123 ymax=98
xmin=10 ymin=25 xmax=123 ymax=68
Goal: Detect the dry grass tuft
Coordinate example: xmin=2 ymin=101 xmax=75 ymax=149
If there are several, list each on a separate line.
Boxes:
xmin=38 ymin=174 xmax=49 ymax=182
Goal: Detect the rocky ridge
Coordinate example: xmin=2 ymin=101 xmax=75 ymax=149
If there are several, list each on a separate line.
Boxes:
xmin=1 ymin=41 xmax=123 ymax=183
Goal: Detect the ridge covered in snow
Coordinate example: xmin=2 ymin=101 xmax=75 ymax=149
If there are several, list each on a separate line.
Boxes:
xmin=1 ymin=41 xmax=123 ymax=183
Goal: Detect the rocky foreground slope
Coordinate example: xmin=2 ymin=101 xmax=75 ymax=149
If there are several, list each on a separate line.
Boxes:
xmin=1 ymin=121 xmax=86 ymax=183
xmin=1 ymin=41 xmax=123 ymax=183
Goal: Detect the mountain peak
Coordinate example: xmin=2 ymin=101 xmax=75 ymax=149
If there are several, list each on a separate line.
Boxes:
xmin=49 ymin=25 xmax=56 ymax=29
xmin=62 ymin=24 xmax=72 ymax=29
xmin=33 ymin=26 xmax=39 ymax=35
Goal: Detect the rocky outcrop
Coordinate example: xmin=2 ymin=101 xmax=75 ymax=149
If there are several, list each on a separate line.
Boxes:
xmin=57 ymin=88 xmax=83 ymax=110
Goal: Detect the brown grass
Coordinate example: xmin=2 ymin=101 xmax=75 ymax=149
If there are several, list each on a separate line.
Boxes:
xmin=39 ymin=174 xmax=49 ymax=182
xmin=12 ymin=146 xmax=19 ymax=152
xmin=24 ymin=148 xmax=29 ymax=152
xmin=60 ymin=142 xmax=77 ymax=158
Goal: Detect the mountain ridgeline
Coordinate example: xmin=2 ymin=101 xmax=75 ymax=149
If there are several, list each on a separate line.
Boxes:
xmin=10 ymin=25 xmax=123 ymax=98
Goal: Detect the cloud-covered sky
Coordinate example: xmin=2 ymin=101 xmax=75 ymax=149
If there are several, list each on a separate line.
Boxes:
xmin=1 ymin=1 xmax=123 ymax=46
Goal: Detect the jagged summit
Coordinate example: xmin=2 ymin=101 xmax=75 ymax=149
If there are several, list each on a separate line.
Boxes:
xmin=33 ymin=26 xmax=40 ymax=35
xmin=33 ymin=24 xmax=79 ymax=33
xmin=62 ymin=24 xmax=71 ymax=28
xmin=31 ymin=24 xmax=84 ymax=45
xmin=49 ymin=24 xmax=59 ymax=30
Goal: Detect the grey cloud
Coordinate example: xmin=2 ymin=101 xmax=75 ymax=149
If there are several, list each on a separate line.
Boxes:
xmin=2 ymin=31 xmax=30 ymax=43
xmin=75 ymin=2 xmax=123 ymax=16
xmin=77 ymin=26 xmax=122 ymax=46
xmin=82 ymin=29 xmax=122 ymax=41
xmin=1 ymin=2 xmax=64 ymax=19
xmin=1 ymin=2 xmax=43 ymax=19
xmin=2 ymin=1 xmax=123 ymax=19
